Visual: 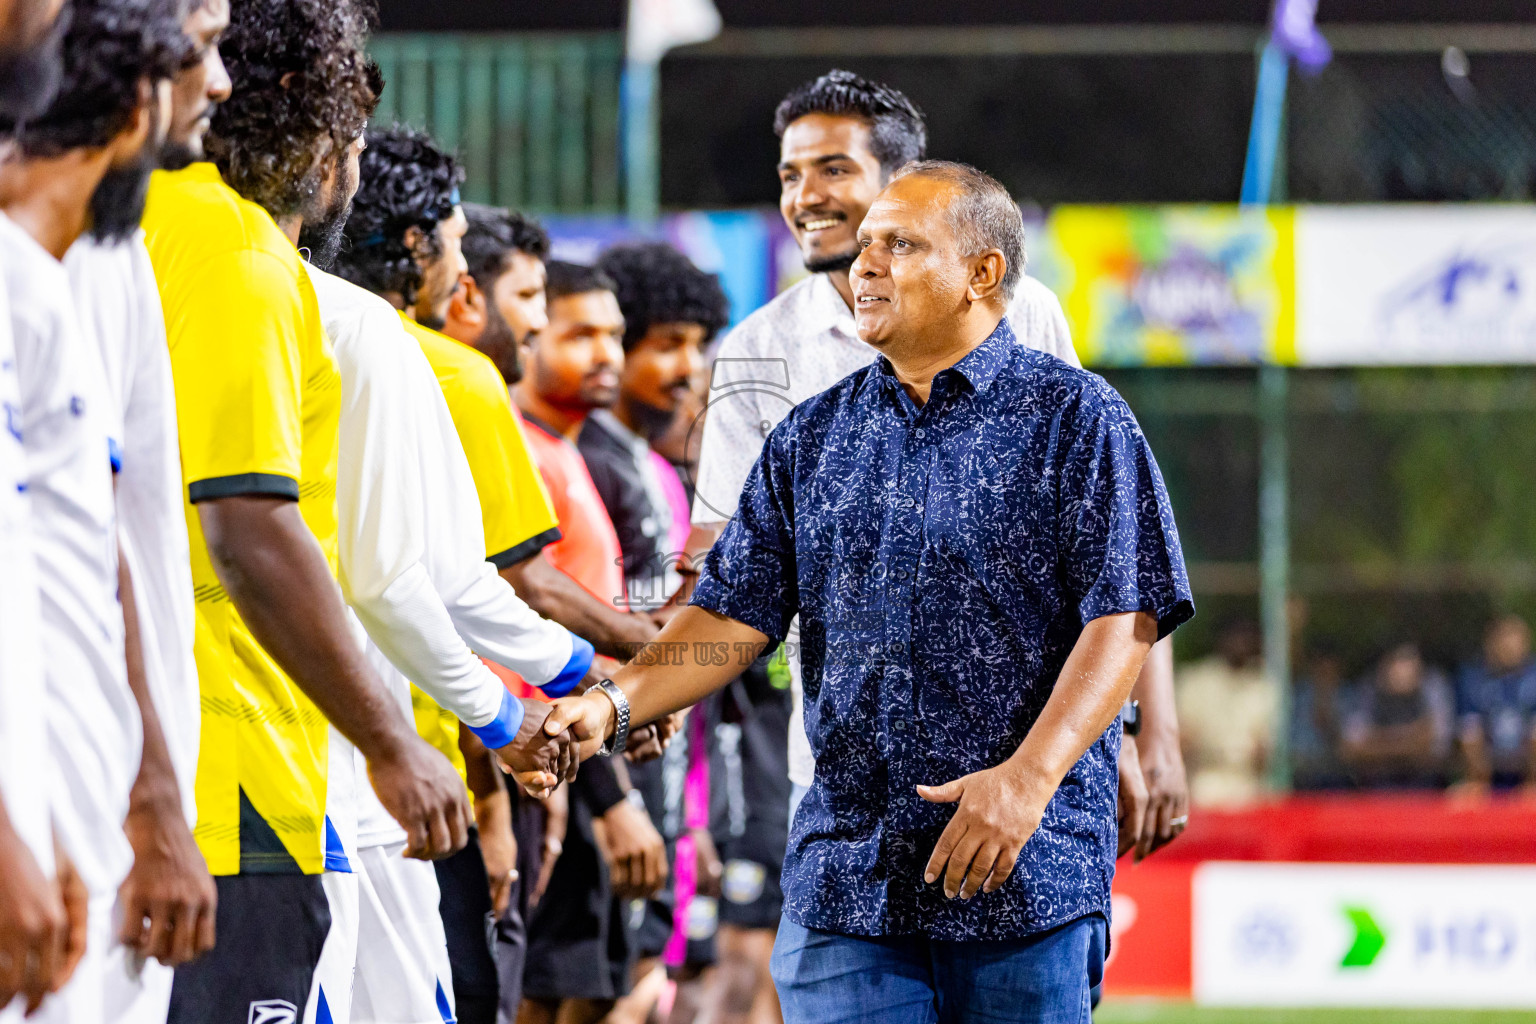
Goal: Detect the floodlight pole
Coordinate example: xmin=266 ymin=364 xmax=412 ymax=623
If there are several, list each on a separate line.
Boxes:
xmin=1242 ymin=39 xmax=1294 ymax=792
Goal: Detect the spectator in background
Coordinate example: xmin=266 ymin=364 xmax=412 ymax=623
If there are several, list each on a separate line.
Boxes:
xmin=1455 ymin=615 xmax=1536 ymax=792
xmin=1177 ymin=618 xmax=1275 ymax=805
xmin=1341 ymin=643 xmax=1454 ymax=789
xmin=1290 ymin=646 xmax=1355 ymax=791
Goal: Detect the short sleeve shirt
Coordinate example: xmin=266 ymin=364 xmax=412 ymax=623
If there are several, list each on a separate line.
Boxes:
xmin=519 ymin=412 xmax=628 ymax=610
xmin=142 ymin=163 xmax=340 ymax=875
xmin=691 ymin=319 xmax=1192 ymax=941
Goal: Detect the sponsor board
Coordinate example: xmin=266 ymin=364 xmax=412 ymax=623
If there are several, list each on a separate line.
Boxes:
xmin=1193 ymin=862 xmax=1536 ymax=1007
xmin=1295 ymin=205 xmax=1536 ymax=366
xmin=1102 ymin=861 xmax=1195 ymax=999
xmin=1037 ymin=205 xmax=1295 ymax=367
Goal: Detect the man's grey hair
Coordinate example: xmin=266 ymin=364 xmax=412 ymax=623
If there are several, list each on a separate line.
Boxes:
xmin=891 ymin=159 xmax=1025 ymax=303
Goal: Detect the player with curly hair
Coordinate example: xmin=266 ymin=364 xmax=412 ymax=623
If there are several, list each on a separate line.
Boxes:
xmin=439 ymin=202 xmax=551 ymax=386
xmin=0 ymin=0 xmax=194 ymax=1020
xmin=140 ymin=3 xmax=472 ymax=1022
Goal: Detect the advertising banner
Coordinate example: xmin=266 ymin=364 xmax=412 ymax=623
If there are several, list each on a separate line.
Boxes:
xmin=1037 ymin=205 xmax=1295 ymax=367
xmin=1294 ymin=205 xmax=1536 ymax=365
xmin=1193 ymin=862 xmax=1536 ymax=1008
xmin=1102 ymin=861 xmax=1195 ymax=999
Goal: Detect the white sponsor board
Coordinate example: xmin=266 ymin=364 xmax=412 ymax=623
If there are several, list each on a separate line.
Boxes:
xmin=1193 ymin=862 xmax=1536 ymax=1008
xmin=1295 ymin=205 xmax=1536 ymax=365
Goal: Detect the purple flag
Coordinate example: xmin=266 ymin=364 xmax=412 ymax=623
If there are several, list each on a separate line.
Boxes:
xmin=1272 ymin=0 xmax=1331 ymax=72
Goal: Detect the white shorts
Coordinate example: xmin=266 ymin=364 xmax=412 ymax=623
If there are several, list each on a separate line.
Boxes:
xmin=304 ymin=870 xmax=360 ymax=1024
xmin=352 ymin=843 xmax=454 ymax=1024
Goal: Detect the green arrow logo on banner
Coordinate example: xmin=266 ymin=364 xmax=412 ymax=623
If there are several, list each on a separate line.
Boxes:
xmin=1340 ymin=905 xmax=1386 ymax=968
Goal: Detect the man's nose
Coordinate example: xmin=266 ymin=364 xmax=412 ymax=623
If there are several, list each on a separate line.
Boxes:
xmin=852 ymin=246 xmax=880 ymax=277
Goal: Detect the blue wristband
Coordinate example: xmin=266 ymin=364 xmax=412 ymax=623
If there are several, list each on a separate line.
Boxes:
xmin=541 ymin=633 xmax=595 ymax=697
xmin=466 ymin=689 xmax=524 ymax=750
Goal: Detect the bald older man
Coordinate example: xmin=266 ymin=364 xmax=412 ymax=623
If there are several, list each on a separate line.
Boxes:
xmin=545 ymin=161 xmax=1193 ymax=1022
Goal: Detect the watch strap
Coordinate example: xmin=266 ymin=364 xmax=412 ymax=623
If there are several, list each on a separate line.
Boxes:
xmin=595 ymin=679 xmax=631 ymax=757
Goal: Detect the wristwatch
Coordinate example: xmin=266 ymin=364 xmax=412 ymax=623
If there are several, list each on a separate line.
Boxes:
xmin=594 ymin=679 xmax=631 ymax=758
xmin=1122 ymin=699 xmax=1142 ymax=737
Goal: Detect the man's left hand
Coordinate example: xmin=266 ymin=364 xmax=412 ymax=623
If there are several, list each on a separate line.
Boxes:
xmin=118 ymin=800 xmax=218 ymax=966
xmin=917 ymin=764 xmax=1050 ymax=899
xmin=1133 ymin=727 xmax=1189 ymax=861
xmin=1117 ymin=737 xmax=1149 ymax=859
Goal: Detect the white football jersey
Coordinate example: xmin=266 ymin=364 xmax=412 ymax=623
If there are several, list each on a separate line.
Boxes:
xmin=0 ymin=214 xmax=52 ymax=876
xmin=305 ymin=265 xmax=576 ymax=847
xmin=66 ymin=235 xmax=199 ymax=828
xmin=1 ymin=215 xmax=139 ymax=896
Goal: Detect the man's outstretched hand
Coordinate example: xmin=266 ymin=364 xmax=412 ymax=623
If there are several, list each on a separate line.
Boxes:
xmin=543 ymin=691 xmax=616 ymax=762
xmin=917 ymin=762 xmax=1051 ymax=900
xmin=496 ymin=698 xmax=578 ymax=799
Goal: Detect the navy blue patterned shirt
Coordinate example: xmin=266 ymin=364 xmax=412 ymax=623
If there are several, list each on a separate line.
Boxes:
xmin=690 ymin=317 xmax=1194 ymax=941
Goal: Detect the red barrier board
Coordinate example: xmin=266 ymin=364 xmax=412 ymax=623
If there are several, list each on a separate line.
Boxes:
xmin=1152 ymin=794 xmax=1536 ymax=864
xmin=1105 ymin=860 xmax=1194 ymax=999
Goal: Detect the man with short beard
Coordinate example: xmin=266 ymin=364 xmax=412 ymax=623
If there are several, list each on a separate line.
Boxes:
xmin=61 ymin=3 xmax=230 ymax=1015
xmin=0 ymin=0 xmax=191 ymax=1020
xmin=0 ymin=0 xmax=73 ymax=1015
xmin=140 ymin=1 xmax=472 ymax=1020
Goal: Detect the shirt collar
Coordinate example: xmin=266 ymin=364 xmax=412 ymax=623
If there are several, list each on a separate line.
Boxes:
xmin=807 ymin=272 xmax=860 ymax=339
xmin=946 ymin=317 xmax=1016 ymax=394
xmin=873 ymin=316 xmax=1016 ymax=400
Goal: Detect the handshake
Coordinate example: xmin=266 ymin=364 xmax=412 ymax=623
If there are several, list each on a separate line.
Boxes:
xmin=493 ymin=690 xmax=677 ymax=798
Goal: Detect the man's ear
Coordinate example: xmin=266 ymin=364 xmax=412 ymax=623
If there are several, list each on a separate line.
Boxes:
xmin=447 ymin=273 xmax=485 ymax=333
xmin=107 ymin=78 xmax=158 ymax=166
xmin=403 ymin=224 xmax=424 ymax=256
xmin=965 ymin=250 xmax=1007 ymax=306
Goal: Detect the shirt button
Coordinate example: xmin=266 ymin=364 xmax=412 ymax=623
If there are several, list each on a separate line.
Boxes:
xmin=915 ymin=428 xmax=926 ymax=439
xmin=894 ymin=720 xmax=906 ymax=731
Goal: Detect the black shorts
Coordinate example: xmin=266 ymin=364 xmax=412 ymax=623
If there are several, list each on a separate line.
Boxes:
xmin=522 ymin=786 xmax=632 ymax=1001
xmin=168 ymin=873 xmax=330 ymax=1024
xmin=718 ymin=855 xmax=784 ymax=931
xmin=714 ymin=667 xmax=791 ymax=932
xmin=435 ymin=827 xmax=499 ymax=1024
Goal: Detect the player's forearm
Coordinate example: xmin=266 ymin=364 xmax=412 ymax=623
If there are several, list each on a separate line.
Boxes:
xmin=609 ymin=606 xmax=770 ymax=729
xmin=1130 ymin=637 xmax=1178 ymax=748
xmin=459 ymin=729 xmax=506 ymax=804
xmin=352 ymin=561 xmax=520 ymax=731
xmin=1004 ymin=612 xmax=1158 ymax=794
xmin=119 ymin=545 xmax=180 ymax=815
xmin=447 ymin=561 xmax=590 ymax=694
xmin=501 ymin=551 xmax=656 ymax=659
xmin=199 ymin=496 xmax=415 ymax=761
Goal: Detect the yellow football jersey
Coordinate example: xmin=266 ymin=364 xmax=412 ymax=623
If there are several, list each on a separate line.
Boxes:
xmin=143 ymin=163 xmax=340 ymax=875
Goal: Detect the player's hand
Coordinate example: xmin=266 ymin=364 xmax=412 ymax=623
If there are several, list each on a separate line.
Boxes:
xmin=118 ymin=797 xmax=217 ymax=966
xmin=1133 ymin=725 xmax=1189 ymax=861
xmin=495 ymin=698 xmax=576 ymax=795
xmin=54 ymin=836 xmax=88 ymax=992
xmin=474 ymin=791 xmax=518 ymax=917
xmin=529 ymin=786 xmax=568 ymax=908
xmin=1117 ymin=737 xmax=1149 ymax=859
xmin=544 ymin=691 xmax=617 ymax=762
xmin=367 ymin=735 xmax=472 ymax=860
xmin=0 ymin=824 xmax=67 ymax=1013
xmin=625 ymin=709 xmax=688 ymax=764
xmin=594 ymin=798 xmax=668 ymax=901
xmin=917 ymin=763 xmax=1050 ymax=899
xmin=692 ymin=827 xmax=722 ymax=900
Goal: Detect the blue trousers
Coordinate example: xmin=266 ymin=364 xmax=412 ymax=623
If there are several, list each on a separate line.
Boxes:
xmin=770 ymin=913 xmax=1106 ymax=1024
